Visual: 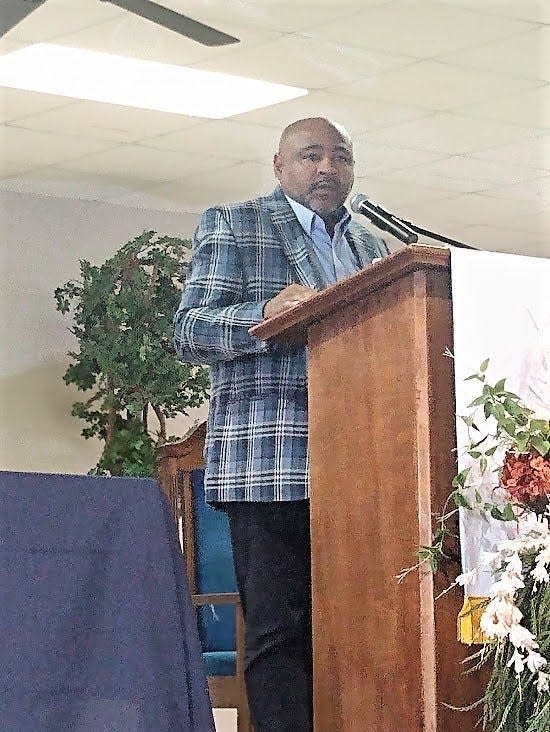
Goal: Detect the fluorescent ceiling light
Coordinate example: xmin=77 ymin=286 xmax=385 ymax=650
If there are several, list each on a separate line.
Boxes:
xmin=0 ymin=43 xmax=308 ymax=118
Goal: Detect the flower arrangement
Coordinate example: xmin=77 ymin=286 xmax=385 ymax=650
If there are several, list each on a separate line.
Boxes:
xmin=404 ymin=359 xmax=550 ymax=732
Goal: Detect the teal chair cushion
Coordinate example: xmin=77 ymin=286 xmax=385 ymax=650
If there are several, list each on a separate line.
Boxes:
xmin=192 ymin=469 xmax=238 ymax=676
xmin=202 ymin=651 xmax=237 ymax=677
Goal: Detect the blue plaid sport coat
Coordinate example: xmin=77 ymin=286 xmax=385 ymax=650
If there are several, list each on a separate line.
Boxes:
xmin=173 ymin=187 xmax=389 ymax=504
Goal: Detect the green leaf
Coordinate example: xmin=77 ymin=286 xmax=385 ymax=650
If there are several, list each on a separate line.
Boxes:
xmin=480 ymin=358 xmax=490 ymax=372
xmin=515 ymin=432 xmax=530 ymax=453
xmin=451 ymin=489 xmax=471 ymax=509
xmin=500 ymin=503 xmax=516 ymax=521
xmin=501 ymin=419 xmax=517 ymax=437
xmin=532 ymin=435 xmax=550 ymax=456
xmin=452 ymin=468 xmax=470 ymax=488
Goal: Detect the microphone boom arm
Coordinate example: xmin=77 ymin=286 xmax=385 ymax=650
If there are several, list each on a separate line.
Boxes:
xmin=397 ymin=218 xmax=478 ymax=251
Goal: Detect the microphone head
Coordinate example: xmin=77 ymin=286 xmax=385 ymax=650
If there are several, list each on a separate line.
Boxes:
xmin=350 ymin=193 xmax=369 ymax=214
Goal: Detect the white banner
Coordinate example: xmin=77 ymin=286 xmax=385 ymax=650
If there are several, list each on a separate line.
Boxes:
xmin=451 ymin=248 xmax=550 ymax=596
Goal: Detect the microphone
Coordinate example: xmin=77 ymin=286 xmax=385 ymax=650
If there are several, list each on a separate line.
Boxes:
xmin=350 ymin=193 xmax=418 ymax=244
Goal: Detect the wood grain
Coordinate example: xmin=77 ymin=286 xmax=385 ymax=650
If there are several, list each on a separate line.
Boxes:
xmin=254 ymin=246 xmax=484 ymax=731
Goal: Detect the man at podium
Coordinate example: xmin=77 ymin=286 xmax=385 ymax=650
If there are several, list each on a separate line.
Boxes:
xmin=174 ymin=117 xmax=389 ymax=731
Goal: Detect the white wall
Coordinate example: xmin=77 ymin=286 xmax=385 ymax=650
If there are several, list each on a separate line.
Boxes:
xmin=0 ymin=190 xmax=207 ymax=474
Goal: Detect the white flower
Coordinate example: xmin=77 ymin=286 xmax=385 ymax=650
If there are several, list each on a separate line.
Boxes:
xmin=537 ymin=671 xmax=550 ymax=692
xmin=508 ymin=623 xmax=538 ymax=650
xmin=497 ymin=601 xmax=523 ymax=628
xmin=526 ymin=651 xmax=547 ymax=674
xmin=507 ymin=649 xmax=525 ymax=674
xmin=531 ymin=561 xmax=550 ymax=585
xmin=480 ymin=598 xmax=517 ymax=639
xmin=490 ymin=573 xmax=524 ymax=598
xmin=455 ymin=568 xmax=478 ymax=586
xmin=506 ymin=553 xmax=524 ymax=577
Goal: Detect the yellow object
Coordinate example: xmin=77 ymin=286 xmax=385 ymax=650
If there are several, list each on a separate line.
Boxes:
xmin=457 ymin=596 xmax=490 ymax=644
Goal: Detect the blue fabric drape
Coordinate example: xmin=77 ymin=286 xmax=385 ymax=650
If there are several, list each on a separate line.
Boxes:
xmin=0 ymin=471 xmax=215 ymax=732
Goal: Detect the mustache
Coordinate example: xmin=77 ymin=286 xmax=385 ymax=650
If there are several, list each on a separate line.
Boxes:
xmin=310 ymin=178 xmax=340 ymax=191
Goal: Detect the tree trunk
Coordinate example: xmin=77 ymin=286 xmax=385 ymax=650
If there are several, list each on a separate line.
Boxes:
xmin=152 ymin=403 xmax=166 ymax=445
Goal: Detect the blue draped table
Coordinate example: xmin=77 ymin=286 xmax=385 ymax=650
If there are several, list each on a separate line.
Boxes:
xmin=0 ymin=471 xmax=215 ymax=731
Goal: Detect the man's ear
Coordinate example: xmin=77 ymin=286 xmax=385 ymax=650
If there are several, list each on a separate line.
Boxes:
xmin=273 ymin=153 xmax=282 ymax=180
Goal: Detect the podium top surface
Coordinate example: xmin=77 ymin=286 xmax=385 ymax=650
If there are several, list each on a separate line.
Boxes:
xmin=250 ymin=244 xmax=450 ymax=344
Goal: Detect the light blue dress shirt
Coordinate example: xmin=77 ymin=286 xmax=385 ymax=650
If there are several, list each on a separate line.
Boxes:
xmin=285 ymin=195 xmax=360 ymax=285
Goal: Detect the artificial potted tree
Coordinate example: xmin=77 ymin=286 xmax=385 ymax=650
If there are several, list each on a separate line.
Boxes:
xmin=55 ymin=230 xmax=209 ymax=477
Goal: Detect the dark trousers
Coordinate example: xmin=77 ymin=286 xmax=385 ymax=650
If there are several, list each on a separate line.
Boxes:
xmin=223 ymin=500 xmax=312 ymax=732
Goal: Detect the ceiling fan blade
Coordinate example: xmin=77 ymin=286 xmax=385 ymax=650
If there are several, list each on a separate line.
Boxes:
xmin=1 ymin=0 xmax=47 ymax=37
xmin=102 ymin=0 xmax=240 ymax=46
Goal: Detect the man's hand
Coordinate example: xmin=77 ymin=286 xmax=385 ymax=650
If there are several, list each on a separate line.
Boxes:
xmin=263 ymin=284 xmax=316 ymax=319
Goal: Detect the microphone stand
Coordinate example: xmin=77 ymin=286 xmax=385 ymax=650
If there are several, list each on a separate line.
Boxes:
xmin=399 ymin=217 xmax=478 ymax=251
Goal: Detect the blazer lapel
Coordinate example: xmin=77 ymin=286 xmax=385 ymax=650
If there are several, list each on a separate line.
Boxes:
xmin=346 ymin=222 xmax=383 ymax=267
xmin=264 ymin=189 xmax=325 ymax=290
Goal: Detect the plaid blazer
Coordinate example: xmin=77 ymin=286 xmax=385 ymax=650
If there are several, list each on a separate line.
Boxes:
xmin=173 ymin=187 xmax=389 ymax=503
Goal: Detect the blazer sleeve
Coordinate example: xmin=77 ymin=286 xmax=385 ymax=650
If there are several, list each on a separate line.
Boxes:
xmin=173 ymin=206 xmax=271 ymax=365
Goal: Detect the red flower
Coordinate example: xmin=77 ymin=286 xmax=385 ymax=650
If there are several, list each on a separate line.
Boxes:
xmin=500 ymin=450 xmax=550 ymax=508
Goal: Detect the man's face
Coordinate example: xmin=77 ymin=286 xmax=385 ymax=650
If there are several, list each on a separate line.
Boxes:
xmin=273 ymin=120 xmax=354 ymax=219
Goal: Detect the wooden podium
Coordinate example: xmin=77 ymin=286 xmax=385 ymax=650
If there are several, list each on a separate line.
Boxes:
xmin=251 ymin=245 xmax=484 ymax=732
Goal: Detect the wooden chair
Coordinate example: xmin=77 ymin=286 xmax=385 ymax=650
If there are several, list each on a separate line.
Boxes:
xmin=157 ymin=423 xmax=252 ymax=732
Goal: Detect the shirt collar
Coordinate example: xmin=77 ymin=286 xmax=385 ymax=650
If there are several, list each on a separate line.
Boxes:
xmin=284 ymin=194 xmax=351 ymax=237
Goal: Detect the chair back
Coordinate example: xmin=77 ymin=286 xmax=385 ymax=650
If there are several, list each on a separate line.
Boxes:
xmin=191 ymin=468 xmax=237 ymax=653
xmin=157 ymin=425 xmax=252 ymax=731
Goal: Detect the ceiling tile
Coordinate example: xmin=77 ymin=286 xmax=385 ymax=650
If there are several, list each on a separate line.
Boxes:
xmin=332 ymin=61 xmax=541 ymax=112
xmin=411 ymin=192 xmax=547 ymax=227
xmin=7 ymin=100 xmax=201 ymax=143
xmin=106 ymin=187 xmax=206 ymax=213
xmin=142 ymin=120 xmax=280 ymax=161
xmin=457 ymin=86 xmax=550 ymax=129
xmin=233 ymin=91 xmax=429 ymax=136
xmin=195 ymin=34 xmax=416 ymax=89
xmin=0 ymin=39 xmax=25 ymax=54
xmin=58 ymin=144 xmax=235 ymax=184
xmin=437 ymin=27 xmax=550 ymax=82
xmin=354 ymin=175 xmax=455 ymax=213
xmin=5 ymin=0 xmax=123 ymax=43
xmin=363 ymin=112 xmax=538 ymax=155
xmin=458 ymin=223 xmax=548 ymax=256
xmin=0 ymin=88 xmax=76 ymax=124
xmin=372 ymin=169 xmax=486 ymax=196
xmin=52 ymin=11 xmax=283 ymax=68
xmin=351 ymin=139 xmax=447 ymax=176
xmin=0 ymin=167 xmax=144 ymax=201
xmin=505 ymin=208 xmax=550 ymax=240
xmin=110 ymin=160 xmax=276 ymax=212
xmin=435 ymin=1 xmax=550 ymax=26
xmin=398 ymin=155 xmax=544 ymax=186
xmin=467 ymin=136 xmax=550 ymax=170
xmin=173 ymin=160 xmax=276 ymax=198
xmin=480 ymin=177 xmax=550 ymax=203
xmin=0 ymin=126 xmax=118 ymax=175
xmin=309 ymin=0 xmax=535 ymax=59
xmin=167 ymin=0 xmax=375 ymax=34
